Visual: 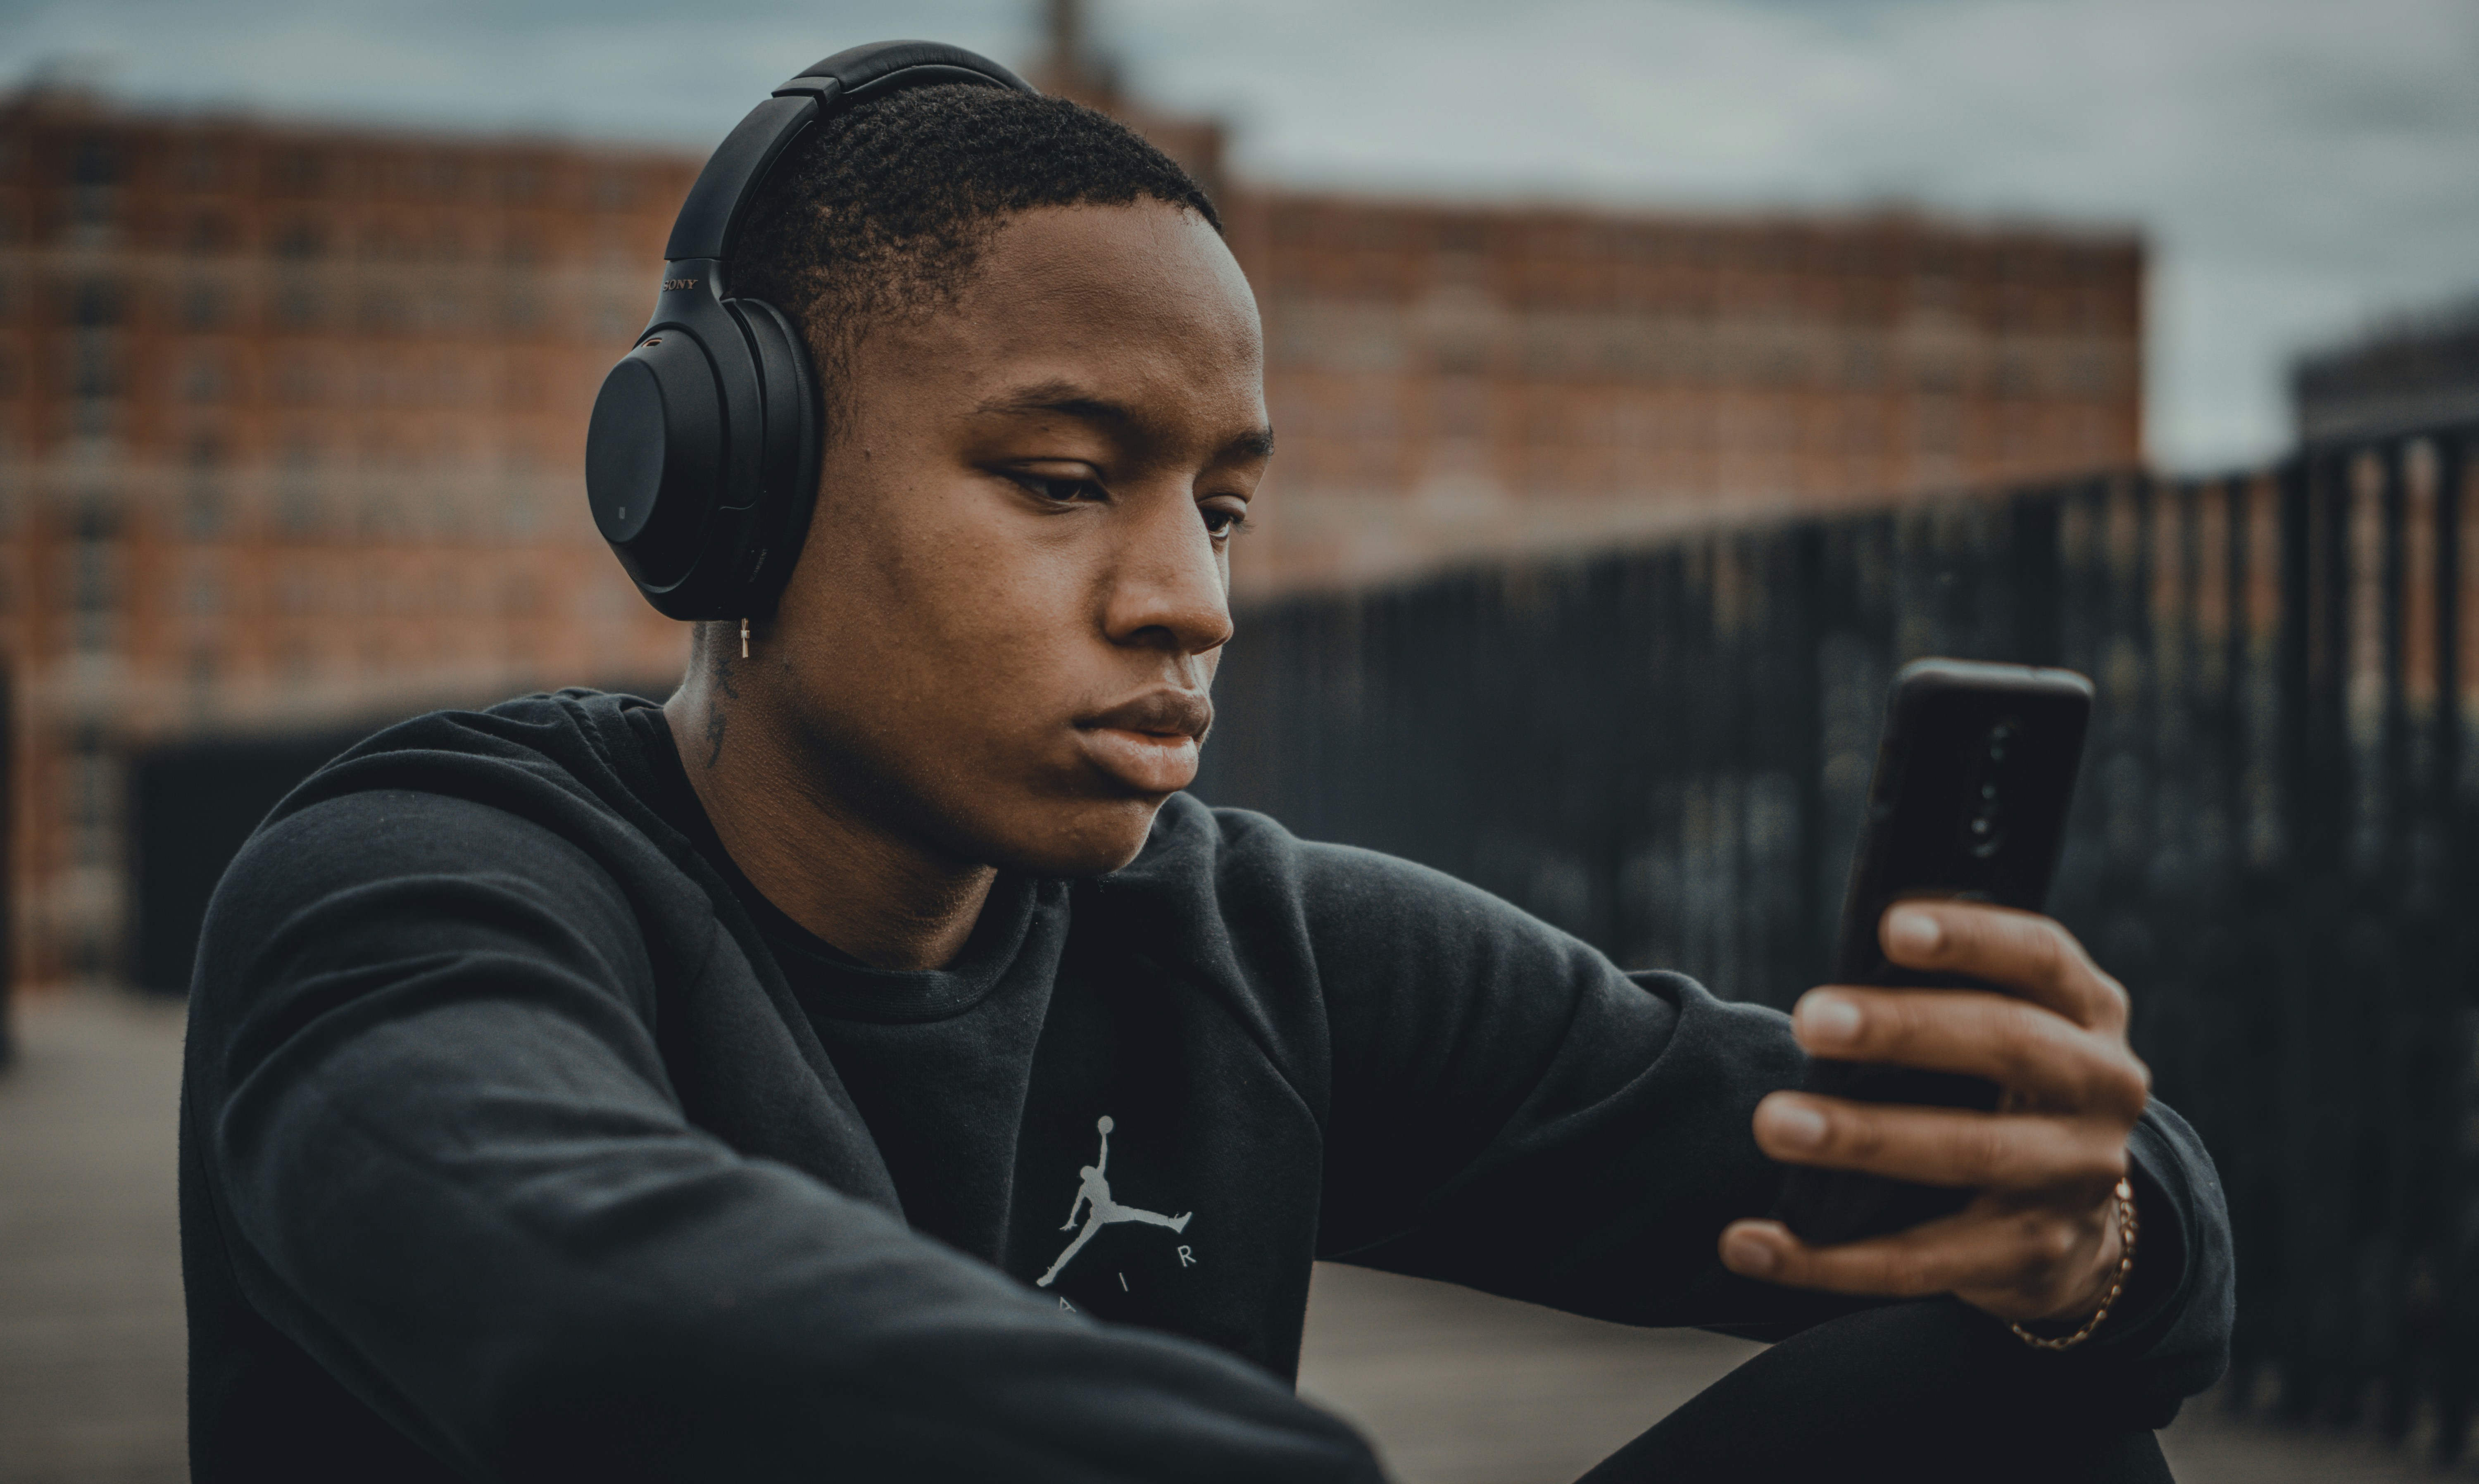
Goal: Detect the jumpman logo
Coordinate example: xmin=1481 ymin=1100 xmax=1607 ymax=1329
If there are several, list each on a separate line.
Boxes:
xmin=1035 ymin=1116 xmax=1191 ymax=1289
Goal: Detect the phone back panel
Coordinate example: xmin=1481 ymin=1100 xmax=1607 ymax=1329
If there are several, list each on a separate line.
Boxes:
xmin=1775 ymin=658 xmax=2093 ymax=1246
xmin=1832 ymin=660 xmax=2093 ymax=985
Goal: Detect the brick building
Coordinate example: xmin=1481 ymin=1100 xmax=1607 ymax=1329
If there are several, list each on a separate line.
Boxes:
xmin=1223 ymin=194 xmax=2141 ymax=595
xmin=0 ymin=86 xmax=696 ymax=982
xmin=0 ymin=31 xmax=2142 ymax=985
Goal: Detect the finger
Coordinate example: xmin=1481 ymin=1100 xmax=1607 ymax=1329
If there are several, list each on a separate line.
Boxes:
xmin=1791 ymin=987 xmax=2150 ymax=1118
xmin=1752 ymin=1091 xmax=2130 ymax=1190
xmin=1720 ymin=1199 xmax=2112 ymax=1318
xmin=1879 ymin=902 xmax=2129 ymax=1032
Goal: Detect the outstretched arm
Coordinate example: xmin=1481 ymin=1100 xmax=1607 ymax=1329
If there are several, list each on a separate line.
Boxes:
xmin=1289 ymin=834 xmax=2231 ymax=1429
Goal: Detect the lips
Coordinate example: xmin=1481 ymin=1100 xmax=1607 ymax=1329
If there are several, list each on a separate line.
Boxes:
xmin=1074 ymin=688 xmax=1214 ymax=793
xmin=1079 ymin=689 xmax=1213 ymax=743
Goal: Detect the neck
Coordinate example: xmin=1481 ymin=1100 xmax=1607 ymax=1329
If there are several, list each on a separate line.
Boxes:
xmin=662 ymin=662 xmax=995 ymax=972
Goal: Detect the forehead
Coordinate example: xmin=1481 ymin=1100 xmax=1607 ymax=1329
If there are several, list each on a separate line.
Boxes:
xmin=870 ymin=202 xmax=1266 ymax=426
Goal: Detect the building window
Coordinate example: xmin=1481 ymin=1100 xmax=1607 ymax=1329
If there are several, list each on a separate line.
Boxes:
xmin=70 ymin=532 xmax=120 ymax=654
xmin=186 ymin=436 xmax=226 ymax=536
xmin=70 ymin=136 xmax=119 ymax=187
xmin=184 ymin=212 xmax=235 ymax=255
xmin=175 ymin=143 xmax=226 ymax=190
xmin=180 ymin=352 xmax=229 ymax=404
xmin=70 ymin=727 xmax=117 ymax=860
xmin=71 ymin=279 xmax=123 ymax=327
xmin=272 ymin=288 xmax=324 ymax=331
xmin=272 ymin=221 xmax=326 ymax=259
xmin=357 ymin=289 xmax=409 ymax=333
xmin=71 ymin=333 xmax=120 ymax=399
xmin=183 ymin=566 xmax=224 ymax=616
xmin=270 ymin=149 xmax=326 ymax=195
xmin=273 ymin=354 xmax=326 ymax=405
xmin=180 ymin=282 xmax=228 ymax=329
xmin=276 ymin=442 xmax=324 ymax=534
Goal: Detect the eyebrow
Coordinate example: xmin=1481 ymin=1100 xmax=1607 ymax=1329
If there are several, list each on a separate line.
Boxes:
xmin=976 ymin=380 xmax=1275 ymax=464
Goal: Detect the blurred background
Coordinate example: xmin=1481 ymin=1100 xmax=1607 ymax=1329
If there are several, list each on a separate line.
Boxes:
xmin=1 ymin=0 xmax=2475 ymax=1479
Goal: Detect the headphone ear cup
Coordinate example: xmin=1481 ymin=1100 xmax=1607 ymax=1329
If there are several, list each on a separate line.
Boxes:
xmin=586 ymin=332 xmax=727 ymax=597
xmin=726 ymin=297 xmax=823 ymax=613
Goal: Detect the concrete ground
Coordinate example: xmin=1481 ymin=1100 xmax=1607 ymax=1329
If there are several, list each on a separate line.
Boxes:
xmin=0 ymin=988 xmax=2458 ymax=1482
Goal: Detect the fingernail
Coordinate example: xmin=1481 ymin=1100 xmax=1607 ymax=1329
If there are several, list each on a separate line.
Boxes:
xmin=1887 ymin=907 xmax=1942 ymax=956
xmin=1799 ymin=992 xmax=1862 ymax=1046
xmin=1724 ymin=1230 xmax=1780 ymax=1275
xmin=1765 ymin=1100 xmax=1829 ymax=1149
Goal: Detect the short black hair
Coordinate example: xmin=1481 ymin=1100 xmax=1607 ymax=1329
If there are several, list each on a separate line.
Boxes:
xmin=733 ymin=83 xmax=1221 ymax=431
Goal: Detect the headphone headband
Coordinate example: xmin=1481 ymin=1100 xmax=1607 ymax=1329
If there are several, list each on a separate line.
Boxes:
xmin=665 ymin=43 xmax=1033 ymax=266
xmin=588 ymin=41 xmax=1036 ymax=620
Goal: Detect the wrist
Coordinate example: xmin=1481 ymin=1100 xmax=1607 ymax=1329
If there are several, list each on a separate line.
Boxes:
xmin=2010 ymin=1178 xmax=2137 ymax=1351
xmin=2045 ymin=1194 xmax=2127 ymax=1322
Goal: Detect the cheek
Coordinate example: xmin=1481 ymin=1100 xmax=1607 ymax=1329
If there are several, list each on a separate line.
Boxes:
xmin=796 ymin=492 xmax=1096 ymax=736
xmin=904 ymin=514 xmax=1095 ymax=683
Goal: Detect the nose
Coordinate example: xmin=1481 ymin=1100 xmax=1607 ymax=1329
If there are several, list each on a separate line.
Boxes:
xmin=1100 ymin=488 xmax=1235 ymax=660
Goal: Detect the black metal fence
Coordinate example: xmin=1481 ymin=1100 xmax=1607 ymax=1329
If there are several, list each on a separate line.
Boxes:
xmin=1197 ymin=421 xmax=2479 ymax=1451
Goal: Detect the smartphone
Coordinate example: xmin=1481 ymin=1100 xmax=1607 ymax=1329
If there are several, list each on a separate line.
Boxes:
xmin=1772 ymin=657 xmax=2094 ymax=1247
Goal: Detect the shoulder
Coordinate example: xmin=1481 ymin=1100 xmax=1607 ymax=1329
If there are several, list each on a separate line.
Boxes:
xmin=202 ymin=690 xmax=684 ymax=978
xmin=243 ymin=688 xmax=678 ymax=876
xmin=230 ymin=784 xmax=612 ymax=901
xmin=270 ymin=688 xmax=655 ymax=823
xmin=1122 ymin=794 xmax=1563 ymax=951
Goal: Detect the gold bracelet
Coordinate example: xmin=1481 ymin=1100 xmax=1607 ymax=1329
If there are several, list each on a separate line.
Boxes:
xmin=2009 ymin=1177 xmax=2138 ymax=1352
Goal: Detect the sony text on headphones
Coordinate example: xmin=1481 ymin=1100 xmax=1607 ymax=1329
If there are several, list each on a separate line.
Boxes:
xmin=583 ymin=42 xmax=1037 ymax=620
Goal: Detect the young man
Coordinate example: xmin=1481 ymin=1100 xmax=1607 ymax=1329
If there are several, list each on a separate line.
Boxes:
xmin=180 ymin=63 xmax=2231 ymax=1484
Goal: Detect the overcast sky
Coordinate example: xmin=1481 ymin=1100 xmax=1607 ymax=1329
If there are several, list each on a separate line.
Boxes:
xmin=5 ymin=0 xmax=2474 ymax=471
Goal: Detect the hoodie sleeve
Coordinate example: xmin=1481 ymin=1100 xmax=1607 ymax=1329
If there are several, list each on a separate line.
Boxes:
xmin=1288 ymin=835 xmax=2232 ymax=1427
xmin=185 ymin=787 xmax=1383 ymax=1484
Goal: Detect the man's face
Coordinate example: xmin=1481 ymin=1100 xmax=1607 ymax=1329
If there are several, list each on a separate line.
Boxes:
xmin=764 ymin=201 xmax=1269 ymax=877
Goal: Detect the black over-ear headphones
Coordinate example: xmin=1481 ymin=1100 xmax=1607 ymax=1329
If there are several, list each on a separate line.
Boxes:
xmin=583 ymin=42 xmax=1036 ymax=619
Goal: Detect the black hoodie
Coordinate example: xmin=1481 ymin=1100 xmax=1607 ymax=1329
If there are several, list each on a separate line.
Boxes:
xmin=179 ymin=689 xmax=2233 ymax=1482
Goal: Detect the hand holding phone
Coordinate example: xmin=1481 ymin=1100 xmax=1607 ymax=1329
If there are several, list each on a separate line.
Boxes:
xmin=1775 ymin=659 xmax=2094 ymax=1245
xmin=1714 ymin=660 xmax=2148 ymax=1325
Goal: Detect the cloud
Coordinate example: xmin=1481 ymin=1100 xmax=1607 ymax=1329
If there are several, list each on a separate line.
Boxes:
xmin=5 ymin=0 xmax=2472 ymax=468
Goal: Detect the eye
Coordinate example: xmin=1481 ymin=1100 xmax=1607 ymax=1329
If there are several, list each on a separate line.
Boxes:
xmin=1200 ymin=501 xmax=1250 ymax=542
xmin=1006 ymin=470 xmax=1106 ymax=505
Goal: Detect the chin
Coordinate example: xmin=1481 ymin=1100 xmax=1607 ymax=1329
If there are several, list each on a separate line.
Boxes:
xmin=989 ymin=795 xmax=1170 ymax=878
